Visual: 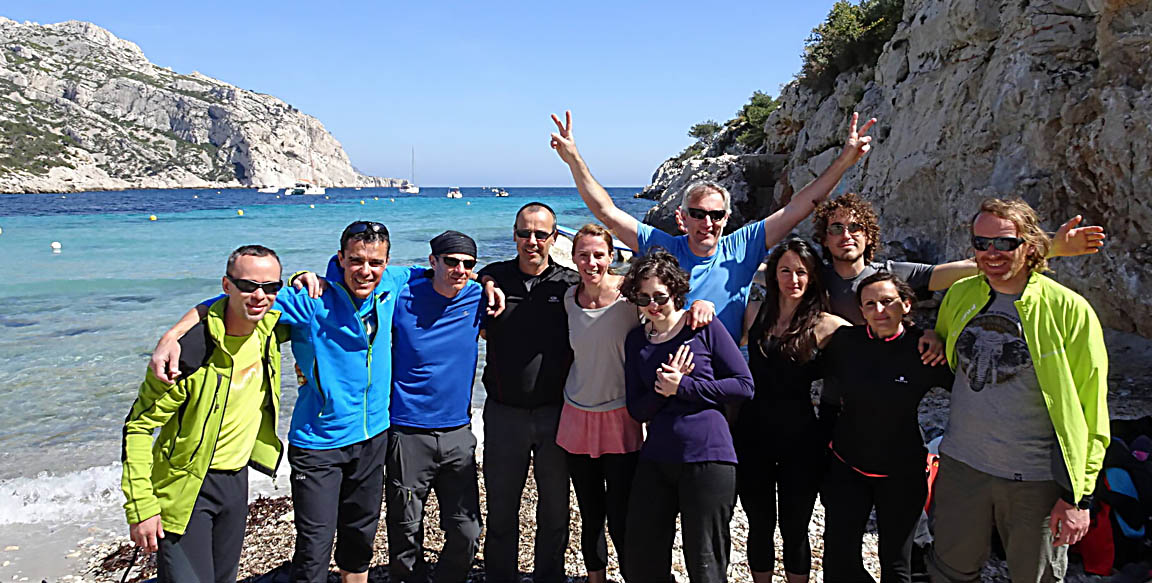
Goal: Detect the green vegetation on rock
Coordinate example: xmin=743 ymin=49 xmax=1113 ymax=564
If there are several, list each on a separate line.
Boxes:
xmin=799 ymin=0 xmax=904 ymax=93
xmin=688 ymin=120 xmax=721 ymax=143
xmin=733 ymin=91 xmax=780 ymax=149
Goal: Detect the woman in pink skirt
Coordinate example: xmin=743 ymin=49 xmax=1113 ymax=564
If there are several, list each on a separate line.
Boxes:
xmin=555 ymin=223 xmax=644 ymax=583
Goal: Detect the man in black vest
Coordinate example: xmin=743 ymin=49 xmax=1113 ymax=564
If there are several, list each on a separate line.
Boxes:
xmin=478 ymin=202 xmax=580 ymax=583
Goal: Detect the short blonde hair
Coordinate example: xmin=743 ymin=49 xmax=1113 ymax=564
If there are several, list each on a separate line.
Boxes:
xmin=972 ymin=198 xmax=1050 ymax=273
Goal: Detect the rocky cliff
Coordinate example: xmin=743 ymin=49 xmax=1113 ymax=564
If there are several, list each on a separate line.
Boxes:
xmin=641 ymin=0 xmax=1151 ymax=337
xmin=0 ymin=18 xmax=397 ymax=193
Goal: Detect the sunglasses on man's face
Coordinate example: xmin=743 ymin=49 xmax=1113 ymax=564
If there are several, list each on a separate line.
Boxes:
xmin=827 ymin=222 xmax=865 ymax=236
xmin=227 ymin=276 xmax=284 ymax=294
xmin=514 ymin=228 xmax=555 ymax=241
xmin=439 ymin=256 xmax=477 ymax=270
xmin=686 ymin=208 xmax=728 ymax=222
xmin=631 ymin=293 xmax=672 ymax=307
xmin=972 ymin=236 xmax=1025 ymax=252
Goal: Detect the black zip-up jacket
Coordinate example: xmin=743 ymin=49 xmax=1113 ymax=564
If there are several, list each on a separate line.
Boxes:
xmin=479 ymin=258 xmax=580 ymax=409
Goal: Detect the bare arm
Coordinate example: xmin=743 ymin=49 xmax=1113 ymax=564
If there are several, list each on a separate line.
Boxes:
xmin=148 ymin=305 xmax=209 ymax=382
xmin=550 ymin=111 xmax=640 ymax=250
xmin=762 ymin=112 xmax=876 ymax=248
xmin=814 ymin=312 xmax=851 ymax=348
xmin=928 ymin=259 xmax=979 ymax=291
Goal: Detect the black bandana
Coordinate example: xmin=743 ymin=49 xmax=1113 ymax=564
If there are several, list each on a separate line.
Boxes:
xmin=430 ymin=230 xmax=477 ymax=257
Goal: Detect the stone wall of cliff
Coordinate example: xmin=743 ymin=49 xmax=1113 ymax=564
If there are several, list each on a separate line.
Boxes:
xmin=0 ymin=18 xmax=397 ymax=193
xmin=641 ymin=0 xmax=1151 ymax=337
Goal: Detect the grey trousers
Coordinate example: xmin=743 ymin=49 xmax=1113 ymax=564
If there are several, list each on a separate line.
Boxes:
xmin=386 ymin=424 xmax=482 ymax=583
xmin=157 ymin=468 xmax=249 ymax=583
xmin=928 ymin=455 xmax=1067 ymax=583
xmin=481 ymin=399 xmax=570 ymax=583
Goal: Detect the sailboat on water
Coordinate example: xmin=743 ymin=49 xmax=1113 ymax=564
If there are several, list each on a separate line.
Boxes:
xmin=399 ymin=147 xmax=420 ymax=194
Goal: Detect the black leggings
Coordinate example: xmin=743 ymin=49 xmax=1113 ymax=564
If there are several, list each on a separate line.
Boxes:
xmin=821 ymin=456 xmax=927 ymax=583
xmin=736 ymin=447 xmax=822 ymax=575
xmin=567 ymin=451 xmax=639 ymax=572
xmin=624 ymin=460 xmax=736 ymax=583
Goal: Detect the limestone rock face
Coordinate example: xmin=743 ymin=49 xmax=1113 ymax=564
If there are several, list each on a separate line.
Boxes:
xmin=0 ymin=18 xmax=398 ymax=192
xmin=641 ymin=0 xmax=1152 ymax=336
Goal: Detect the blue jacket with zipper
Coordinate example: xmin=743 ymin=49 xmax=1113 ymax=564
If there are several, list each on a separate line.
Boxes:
xmin=260 ymin=258 xmax=422 ymax=449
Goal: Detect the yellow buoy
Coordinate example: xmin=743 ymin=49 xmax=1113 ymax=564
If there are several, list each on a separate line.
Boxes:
xmin=374 ymin=197 xmax=379 ymax=201
xmin=0 ymin=226 xmax=4 ymax=236
xmin=325 ymin=196 xmax=330 ymax=200
xmin=237 ymin=209 xmax=244 ymax=216
xmin=149 ymin=215 xmax=157 ymax=221
xmin=310 ymin=204 xmax=315 ymax=209
xmin=276 ymin=195 xmax=281 ymax=199
xmin=193 ymin=195 xmax=199 ymax=199
xmin=360 ymin=200 xmax=365 ymax=205
xmin=466 ymin=201 xmax=471 ymax=205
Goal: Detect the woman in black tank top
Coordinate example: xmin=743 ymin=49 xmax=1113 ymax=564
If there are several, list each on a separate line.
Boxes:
xmin=734 ymin=239 xmax=849 ymax=583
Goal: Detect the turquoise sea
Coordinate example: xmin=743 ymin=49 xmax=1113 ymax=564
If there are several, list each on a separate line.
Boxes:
xmin=0 ymin=186 xmax=649 ymax=575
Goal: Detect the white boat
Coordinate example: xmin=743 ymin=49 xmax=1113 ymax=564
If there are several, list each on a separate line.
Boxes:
xmin=284 ymin=180 xmax=325 ymax=195
xmin=399 ymin=147 xmax=420 ymax=194
xmin=257 ymin=186 xmax=278 ymax=194
xmin=493 ymin=188 xmax=509 ymax=197
xmin=446 ymin=187 xmax=463 ymax=199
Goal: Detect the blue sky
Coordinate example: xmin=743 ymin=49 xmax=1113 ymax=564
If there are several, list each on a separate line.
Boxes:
xmin=6 ymin=1 xmax=839 ymax=186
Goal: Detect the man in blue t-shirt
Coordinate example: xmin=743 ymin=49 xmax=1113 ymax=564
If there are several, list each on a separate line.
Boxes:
xmin=386 ymin=230 xmax=486 ymax=583
xmin=549 ymin=109 xmax=875 ymax=342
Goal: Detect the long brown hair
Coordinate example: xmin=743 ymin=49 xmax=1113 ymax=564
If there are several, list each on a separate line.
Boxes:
xmin=750 ymin=239 xmax=829 ymax=363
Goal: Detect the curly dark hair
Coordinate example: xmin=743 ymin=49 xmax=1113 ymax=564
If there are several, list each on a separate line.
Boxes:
xmin=750 ymin=239 xmax=829 ymax=363
xmin=619 ymin=247 xmax=691 ymax=310
xmin=812 ymin=193 xmax=881 ymax=263
xmin=855 ymin=271 xmax=916 ymax=327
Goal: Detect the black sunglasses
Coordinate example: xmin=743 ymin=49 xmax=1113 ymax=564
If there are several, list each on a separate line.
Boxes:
xmin=972 ymin=236 xmax=1025 ymax=252
xmin=686 ymin=208 xmax=727 ymax=222
xmin=344 ymin=221 xmax=387 ymax=235
xmin=514 ymin=228 xmax=555 ymax=241
xmin=439 ymin=256 xmax=477 ymax=270
xmin=827 ymin=222 xmax=865 ymax=236
xmin=227 ymin=276 xmax=284 ymax=294
xmin=631 ymin=293 xmax=672 ymax=307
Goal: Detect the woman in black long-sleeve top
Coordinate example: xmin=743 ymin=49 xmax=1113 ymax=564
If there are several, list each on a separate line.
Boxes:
xmin=819 ymin=272 xmax=954 ymax=583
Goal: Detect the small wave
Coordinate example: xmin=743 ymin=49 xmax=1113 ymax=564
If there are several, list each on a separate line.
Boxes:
xmin=0 ymin=464 xmax=122 ymax=525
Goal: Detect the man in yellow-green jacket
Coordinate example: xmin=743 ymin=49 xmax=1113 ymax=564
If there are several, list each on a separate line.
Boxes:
xmin=929 ymin=199 xmax=1109 ymax=583
xmin=121 ymin=245 xmax=288 ymax=583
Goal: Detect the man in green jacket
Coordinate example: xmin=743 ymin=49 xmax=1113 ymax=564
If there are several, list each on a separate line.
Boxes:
xmin=122 ymin=245 xmax=288 ymax=583
xmin=929 ymin=199 xmax=1110 ymax=583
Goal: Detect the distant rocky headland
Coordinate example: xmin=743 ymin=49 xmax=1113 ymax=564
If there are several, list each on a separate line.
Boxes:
xmin=639 ymin=0 xmax=1151 ymax=337
xmin=0 ymin=17 xmax=398 ymax=193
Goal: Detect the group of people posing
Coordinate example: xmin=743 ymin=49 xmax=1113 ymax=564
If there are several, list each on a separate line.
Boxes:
xmin=121 ymin=110 xmax=1111 ymax=583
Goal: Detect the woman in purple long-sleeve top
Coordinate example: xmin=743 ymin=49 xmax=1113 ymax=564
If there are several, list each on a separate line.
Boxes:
xmin=620 ymin=248 xmax=754 ymax=583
